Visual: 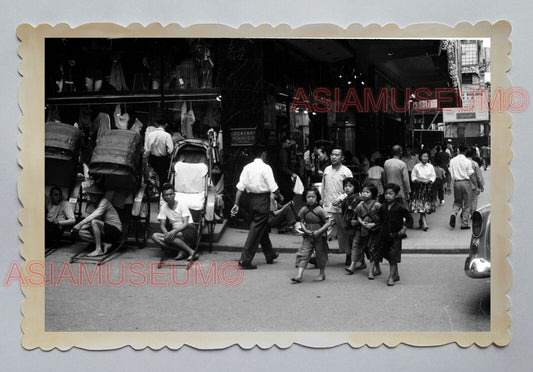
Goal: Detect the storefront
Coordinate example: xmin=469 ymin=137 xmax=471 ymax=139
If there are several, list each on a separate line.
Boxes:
xmin=45 ymin=37 xmax=459 ymax=215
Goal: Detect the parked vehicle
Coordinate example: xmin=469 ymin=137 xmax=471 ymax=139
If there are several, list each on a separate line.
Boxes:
xmin=464 ymin=204 xmax=491 ymax=278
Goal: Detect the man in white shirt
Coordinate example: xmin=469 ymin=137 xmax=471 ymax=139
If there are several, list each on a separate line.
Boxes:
xmin=144 ymin=114 xmax=174 ymax=184
xmin=151 ymin=183 xmax=197 ymax=261
xmin=449 ymin=144 xmax=478 ymax=229
xmin=322 ymin=147 xmax=353 ymax=263
xmin=231 ymin=144 xmax=283 ymax=269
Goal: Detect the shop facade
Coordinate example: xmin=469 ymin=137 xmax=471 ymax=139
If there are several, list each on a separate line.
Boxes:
xmin=45 ymin=37 xmax=460 ymax=215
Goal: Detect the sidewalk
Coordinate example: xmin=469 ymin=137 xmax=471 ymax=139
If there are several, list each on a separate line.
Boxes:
xmin=145 ymin=168 xmax=491 ymax=255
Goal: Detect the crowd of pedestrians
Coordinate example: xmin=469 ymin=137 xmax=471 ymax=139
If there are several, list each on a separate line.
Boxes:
xmin=231 ymin=140 xmax=488 ymax=287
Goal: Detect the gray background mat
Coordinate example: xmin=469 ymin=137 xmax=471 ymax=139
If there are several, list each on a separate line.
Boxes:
xmin=1 ymin=0 xmax=531 ymax=370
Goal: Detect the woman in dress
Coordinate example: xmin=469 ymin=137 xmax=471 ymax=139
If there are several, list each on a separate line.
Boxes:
xmin=410 ymin=150 xmax=436 ymax=231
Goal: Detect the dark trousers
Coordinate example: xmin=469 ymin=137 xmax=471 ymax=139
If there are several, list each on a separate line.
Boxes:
xmin=149 ymin=154 xmax=171 ymax=185
xmin=240 ymin=193 xmax=277 ymax=264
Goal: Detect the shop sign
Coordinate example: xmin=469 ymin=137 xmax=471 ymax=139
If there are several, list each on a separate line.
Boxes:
xmin=230 ymin=128 xmax=256 ymax=146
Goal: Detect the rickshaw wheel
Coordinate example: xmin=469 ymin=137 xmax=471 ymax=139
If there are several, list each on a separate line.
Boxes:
xmin=135 ymin=191 xmax=151 ymax=248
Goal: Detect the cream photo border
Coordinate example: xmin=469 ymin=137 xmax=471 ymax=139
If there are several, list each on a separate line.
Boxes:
xmin=17 ymin=21 xmax=512 ymax=350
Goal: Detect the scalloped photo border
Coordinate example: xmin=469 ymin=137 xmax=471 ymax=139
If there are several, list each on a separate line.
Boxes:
xmin=17 ymin=21 xmax=512 ymax=350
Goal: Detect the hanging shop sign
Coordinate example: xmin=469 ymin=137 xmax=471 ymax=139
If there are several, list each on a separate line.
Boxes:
xmin=230 ymin=128 xmax=256 ymax=146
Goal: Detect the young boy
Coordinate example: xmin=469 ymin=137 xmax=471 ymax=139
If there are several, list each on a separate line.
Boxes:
xmin=380 ymin=183 xmax=411 ymax=286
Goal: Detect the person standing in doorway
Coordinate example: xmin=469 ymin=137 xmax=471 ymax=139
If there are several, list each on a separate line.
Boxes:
xmin=144 ymin=113 xmax=174 ymax=185
xmin=278 ymin=135 xmax=298 ymax=203
xmin=231 ymin=144 xmax=282 ymax=270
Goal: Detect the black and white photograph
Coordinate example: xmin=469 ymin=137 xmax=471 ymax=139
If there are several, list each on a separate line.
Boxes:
xmin=16 ymin=22 xmax=511 ymax=349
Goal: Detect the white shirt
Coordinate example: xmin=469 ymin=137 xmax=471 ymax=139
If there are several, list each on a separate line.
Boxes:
xmin=411 ymin=162 xmax=436 ymax=183
xmin=236 ymin=158 xmax=279 ymax=194
xmin=322 ymin=164 xmax=353 ymax=213
xmin=367 ymin=165 xmax=384 ymax=179
xmin=157 ymin=199 xmax=191 ymax=228
xmin=449 ymin=154 xmax=474 ymax=181
xmin=144 ymin=127 xmax=173 ymax=157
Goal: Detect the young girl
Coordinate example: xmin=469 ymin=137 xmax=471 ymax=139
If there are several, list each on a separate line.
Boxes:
xmin=341 ymin=177 xmax=363 ymax=264
xmin=72 ymin=184 xmax=122 ymax=257
xmin=346 ymin=184 xmax=382 ymax=280
xmin=291 ymin=187 xmax=332 ymax=283
xmin=380 ymin=183 xmax=410 ymax=286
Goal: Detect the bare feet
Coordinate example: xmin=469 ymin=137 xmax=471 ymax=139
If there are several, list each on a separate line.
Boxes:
xmin=313 ymin=274 xmax=326 ymax=282
xmin=102 ymin=243 xmax=113 ymax=254
xmin=174 ymin=251 xmax=188 ymax=261
xmin=86 ymin=249 xmax=103 ymax=257
xmin=345 ymin=263 xmax=355 ymax=275
xmin=387 ymin=277 xmax=395 ymax=286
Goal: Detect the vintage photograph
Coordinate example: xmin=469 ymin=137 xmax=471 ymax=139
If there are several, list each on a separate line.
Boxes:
xmin=17 ymin=23 xmax=511 ymax=349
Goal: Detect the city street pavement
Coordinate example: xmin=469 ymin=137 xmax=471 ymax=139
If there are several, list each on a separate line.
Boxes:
xmin=45 ymin=168 xmax=491 ymax=333
xmin=45 ymin=249 xmax=490 ymax=332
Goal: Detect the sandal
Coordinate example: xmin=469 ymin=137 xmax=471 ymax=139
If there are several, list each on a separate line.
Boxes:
xmin=186 ymin=253 xmax=199 ymax=262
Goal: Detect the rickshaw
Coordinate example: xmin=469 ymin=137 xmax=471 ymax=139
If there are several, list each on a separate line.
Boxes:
xmin=44 ymin=121 xmax=83 ymax=256
xmin=157 ymin=135 xmax=222 ymax=269
xmin=70 ymin=129 xmax=152 ymax=265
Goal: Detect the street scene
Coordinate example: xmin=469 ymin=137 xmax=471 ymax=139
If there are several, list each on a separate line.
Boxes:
xmin=44 ymin=169 xmax=490 ymax=332
xmin=42 ymin=37 xmax=492 ymax=334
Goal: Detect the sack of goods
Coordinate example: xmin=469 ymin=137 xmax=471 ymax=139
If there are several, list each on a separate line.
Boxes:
xmin=89 ymin=130 xmax=142 ymax=190
xmin=45 ymin=121 xmax=81 ymax=187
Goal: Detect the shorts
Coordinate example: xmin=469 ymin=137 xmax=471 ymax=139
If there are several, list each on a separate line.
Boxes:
xmin=103 ymin=223 xmax=122 ymax=243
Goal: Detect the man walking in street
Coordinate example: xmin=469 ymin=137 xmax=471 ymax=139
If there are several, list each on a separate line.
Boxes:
xmin=322 ymin=147 xmax=353 ymax=264
xmin=231 ymin=144 xmax=283 ymax=269
xmin=144 ymin=113 xmax=174 ymax=185
xmin=449 ymin=144 xmax=478 ymax=230
xmin=384 ymin=145 xmax=413 ymax=228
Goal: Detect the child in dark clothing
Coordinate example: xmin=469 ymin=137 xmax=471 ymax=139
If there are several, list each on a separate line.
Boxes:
xmin=380 ymin=183 xmax=410 ymax=286
xmin=340 ymin=177 xmax=363 ymax=266
xmin=345 ymin=184 xmax=382 ymax=279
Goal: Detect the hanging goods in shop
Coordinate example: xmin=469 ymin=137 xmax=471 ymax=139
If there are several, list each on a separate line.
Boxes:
xmin=177 ymin=58 xmax=199 ymax=89
xmin=181 ymin=101 xmax=196 ymax=138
